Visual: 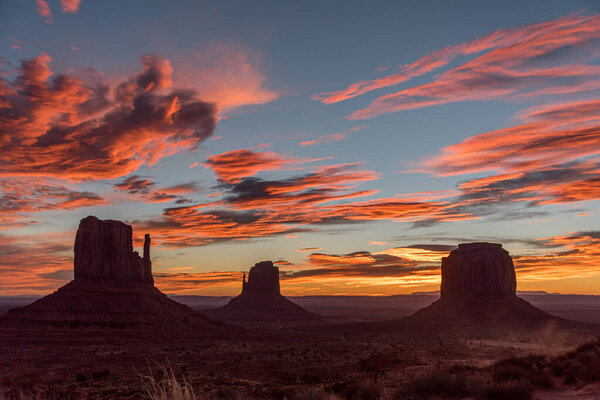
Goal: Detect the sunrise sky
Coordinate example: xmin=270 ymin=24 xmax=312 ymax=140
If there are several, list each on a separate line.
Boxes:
xmin=2 ymin=0 xmax=600 ymax=296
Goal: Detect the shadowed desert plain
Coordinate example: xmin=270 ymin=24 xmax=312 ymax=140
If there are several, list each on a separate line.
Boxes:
xmin=1 ymin=217 xmax=599 ymax=400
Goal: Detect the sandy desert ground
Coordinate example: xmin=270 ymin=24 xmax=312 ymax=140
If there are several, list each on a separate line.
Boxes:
xmin=1 ymin=298 xmax=599 ymax=400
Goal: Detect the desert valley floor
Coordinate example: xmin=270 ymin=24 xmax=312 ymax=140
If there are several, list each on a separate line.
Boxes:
xmin=1 ymin=294 xmax=600 ymax=400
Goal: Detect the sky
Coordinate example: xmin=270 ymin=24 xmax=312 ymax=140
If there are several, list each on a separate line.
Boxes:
xmin=2 ymin=0 xmax=600 ymax=296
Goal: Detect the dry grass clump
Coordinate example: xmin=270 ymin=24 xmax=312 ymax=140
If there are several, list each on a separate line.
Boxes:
xmin=140 ymin=362 xmax=197 ymax=400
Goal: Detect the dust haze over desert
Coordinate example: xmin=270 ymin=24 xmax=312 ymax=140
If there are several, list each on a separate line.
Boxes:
xmin=2 ymin=1 xmax=600 ymax=400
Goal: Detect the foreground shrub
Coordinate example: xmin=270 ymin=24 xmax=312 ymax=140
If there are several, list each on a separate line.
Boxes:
xmin=293 ymin=386 xmax=337 ymax=400
xmin=481 ymin=379 xmax=533 ymax=400
xmin=491 ymin=356 xmax=551 ymax=388
xmin=340 ymin=379 xmax=383 ymax=400
xmin=0 ymin=389 xmax=88 ymax=400
xmin=395 ymin=371 xmax=466 ymax=399
xmin=551 ymin=340 xmax=600 ymax=384
xmin=140 ymin=363 xmax=197 ymax=400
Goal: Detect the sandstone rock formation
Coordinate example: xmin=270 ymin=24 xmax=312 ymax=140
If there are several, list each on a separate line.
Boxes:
xmin=1 ymin=216 xmax=226 ymax=333
xmin=412 ymin=242 xmax=551 ymax=321
xmin=205 ymin=261 xmax=320 ymax=323
xmin=242 ymin=261 xmax=281 ymax=295
xmin=440 ymin=242 xmax=516 ymax=302
xmin=74 ymin=216 xmax=153 ymax=284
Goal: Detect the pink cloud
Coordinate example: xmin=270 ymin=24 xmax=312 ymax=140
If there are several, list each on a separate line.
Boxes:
xmin=36 ymin=0 xmax=52 ymax=23
xmin=204 ymin=149 xmax=295 ymax=183
xmin=0 ymin=53 xmax=218 ymax=181
xmin=299 ymin=125 xmax=366 ymax=147
xmin=173 ymin=42 xmax=278 ymax=111
xmin=60 ymin=0 xmax=81 ymax=13
xmin=314 ymin=13 xmax=600 ymax=120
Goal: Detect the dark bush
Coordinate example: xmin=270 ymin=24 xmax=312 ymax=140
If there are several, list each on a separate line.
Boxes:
xmin=563 ymin=360 xmax=586 ymax=384
xmin=481 ymin=379 xmax=533 ymax=400
xmin=300 ymin=372 xmax=322 ymax=385
xmin=75 ymin=372 xmax=88 ymax=383
xmin=491 ymin=355 xmax=551 ymax=388
xmin=293 ymin=386 xmax=333 ymax=400
xmin=91 ymin=368 xmax=110 ymax=380
xmin=551 ymin=341 xmax=600 ymax=384
xmin=396 ymin=371 xmax=466 ymax=399
xmin=341 ymin=379 xmax=383 ymax=400
xmin=260 ymin=383 xmax=295 ymax=400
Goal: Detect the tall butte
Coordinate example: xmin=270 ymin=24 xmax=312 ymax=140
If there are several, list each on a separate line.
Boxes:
xmin=73 ymin=216 xmax=154 ymax=284
xmin=411 ymin=242 xmax=552 ymax=321
xmin=1 ymin=216 xmax=226 ymax=332
xmin=205 ymin=261 xmax=320 ymax=323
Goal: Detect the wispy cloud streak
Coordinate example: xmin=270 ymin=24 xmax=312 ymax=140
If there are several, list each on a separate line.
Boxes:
xmin=314 ymin=14 xmax=600 ymax=120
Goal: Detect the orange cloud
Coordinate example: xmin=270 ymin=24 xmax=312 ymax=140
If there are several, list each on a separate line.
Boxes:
xmin=297 ymin=247 xmax=322 ymax=252
xmin=204 ymin=149 xmax=295 ymax=183
xmin=173 ymin=42 xmax=278 ymax=111
xmin=300 ymin=125 xmax=366 ymax=147
xmin=36 ymin=0 xmax=52 ymax=23
xmin=138 ymin=140 xmax=599 ymax=248
xmin=314 ymin=13 xmax=600 ymax=120
xmin=279 ymin=247 xmax=443 ymax=291
xmin=0 ymin=53 xmax=218 ymax=181
xmin=0 ymin=179 xmax=106 ymax=216
xmin=0 ymin=234 xmax=73 ymax=295
xmin=112 ymin=175 xmax=200 ymax=204
xmin=60 ymin=0 xmax=81 ymax=13
xmin=410 ymin=98 xmax=600 ymax=208
xmin=514 ymin=231 xmax=600 ymax=281
xmin=424 ymin=102 xmax=600 ymax=176
xmin=300 ymin=133 xmax=346 ymax=147
xmin=154 ymin=271 xmax=242 ymax=293
xmin=135 ymin=158 xmax=484 ymax=247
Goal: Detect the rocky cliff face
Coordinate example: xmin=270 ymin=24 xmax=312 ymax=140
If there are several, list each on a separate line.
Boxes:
xmin=440 ymin=242 xmax=516 ymax=302
xmin=205 ymin=260 xmax=320 ymax=323
xmin=1 ymin=216 xmax=227 ymax=332
xmin=242 ymin=261 xmax=280 ymax=296
xmin=411 ymin=242 xmax=551 ymax=322
xmin=74 ymin=216 xmax=153 ymax=284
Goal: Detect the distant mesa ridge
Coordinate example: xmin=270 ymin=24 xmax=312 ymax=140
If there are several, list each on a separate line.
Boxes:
xmin=412 ymin=242 xmax=553 ymax=321
xmin=0 ymin=216 xmax=225 ymax=332
xmin=205 ymin=261 xmax=320 ymax=322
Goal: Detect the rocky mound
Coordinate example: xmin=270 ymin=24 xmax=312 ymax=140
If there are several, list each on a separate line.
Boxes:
xmin=205 ymin=261 xmax=320 ymax=322
xmin=1 ymin=216 xmax=226 ymax=332
xmin=411 ymin=242 xmax=553 ymax=321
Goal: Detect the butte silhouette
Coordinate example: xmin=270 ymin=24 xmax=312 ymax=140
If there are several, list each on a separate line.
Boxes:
xmin=1 ymin=216 xmax=225 ymax=332
xmin=411 ymin=242 xmax=554 ymax=322
xmin=205 ymin=261 xmax=320 ymax=323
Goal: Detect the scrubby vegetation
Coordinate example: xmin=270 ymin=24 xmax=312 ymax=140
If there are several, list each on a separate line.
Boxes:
xmin=395 ymin=371 xmax=467 ymax=399
xmin=141 ymin=363 xmax=198 ymax=400
xmin=2 ymin=340 xmax=599 ymax=400
xmin=394 ymin=339 xmax=600 ymax=400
